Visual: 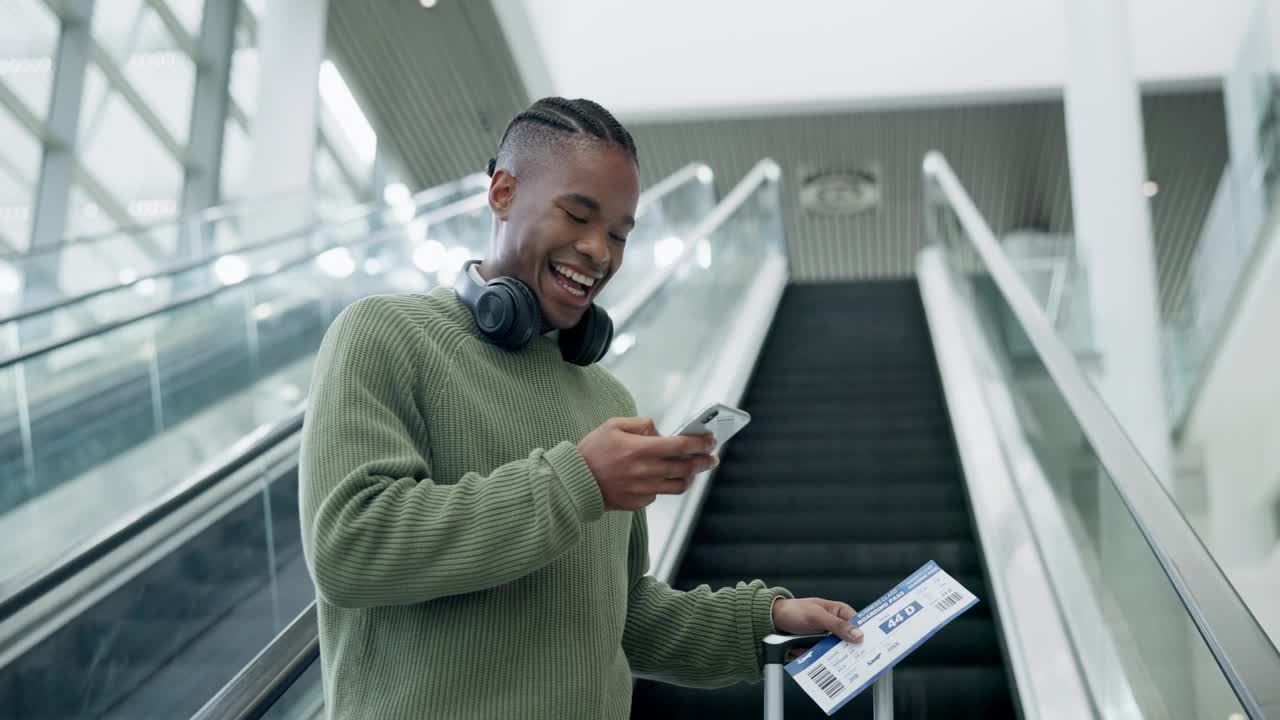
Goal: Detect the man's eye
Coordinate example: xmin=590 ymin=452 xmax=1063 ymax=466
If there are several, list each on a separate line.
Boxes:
xmin=563 ymin=210 xmax=587 ymax=224
xmin=610 ymin=233 xmax=627 ymax=244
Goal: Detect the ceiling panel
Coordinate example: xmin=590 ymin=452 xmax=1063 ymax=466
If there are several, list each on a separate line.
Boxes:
xmin=326 ymin=0 xmax=528 ymax=188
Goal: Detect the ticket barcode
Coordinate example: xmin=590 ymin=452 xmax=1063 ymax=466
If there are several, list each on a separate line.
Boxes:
xmin=934 ymin=592 xmax=964 ymax=611
xmin=806 ymin=663 xmax=846 ymax=698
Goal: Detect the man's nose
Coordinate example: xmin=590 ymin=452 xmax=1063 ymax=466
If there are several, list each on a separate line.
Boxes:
xmin=575 ymin=231 xmax=610 ymax=267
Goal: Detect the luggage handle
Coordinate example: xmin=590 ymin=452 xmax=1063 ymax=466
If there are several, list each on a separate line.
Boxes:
xmin=761 ymin=633 xmax=894 ymax=720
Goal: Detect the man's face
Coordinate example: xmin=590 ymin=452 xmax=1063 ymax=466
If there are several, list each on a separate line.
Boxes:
xmin=486 ymin=142 xmax=640 ymax=330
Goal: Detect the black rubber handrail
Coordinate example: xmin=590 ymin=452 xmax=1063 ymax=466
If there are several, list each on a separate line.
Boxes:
xmin=0 ymin=413 xmax=304 ymax=619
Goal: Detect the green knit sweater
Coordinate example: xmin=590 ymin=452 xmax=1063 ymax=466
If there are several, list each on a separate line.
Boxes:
xmin=299 ymin=287 xmax=791 ymax=719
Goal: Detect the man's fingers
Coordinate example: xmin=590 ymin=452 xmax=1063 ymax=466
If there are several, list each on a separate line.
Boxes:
xmin=640 ymin=432 xmax=715 ymax=459
xmin=655 ymin=455 xmax=717 ymax=479
xmin=612 ymin=416 xmax=659 ymax=435
xmin=627 ymin=493 xmax=658 ymax=509
xmin=653 ymin=477 xmax=693 ymax=495
xmin=813 ymin=605 xmax=863 ymax=643
xmin=815 ymin=598 xmax=858 ymax=622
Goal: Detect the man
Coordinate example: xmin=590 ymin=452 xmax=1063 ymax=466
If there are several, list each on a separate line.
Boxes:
xmin=299 ymin=97 xmax=863 ymax=719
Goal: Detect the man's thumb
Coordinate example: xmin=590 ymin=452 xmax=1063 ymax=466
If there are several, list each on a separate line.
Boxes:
xmin=612 ymin=416 xmax=659 ymax=435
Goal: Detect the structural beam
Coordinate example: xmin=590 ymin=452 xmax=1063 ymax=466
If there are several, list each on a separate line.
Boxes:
xmin=25 ymin=0 xmax=95 ymax=317
xmin=179 ymin=0 xmax=238 ymax=218
xmin=238 ymin=5 xmax=365 ymax=204
xmin=143 ymin=0 xmax=199 ymax=58
xmin=41 ymin=0 xmax=186 ymax=167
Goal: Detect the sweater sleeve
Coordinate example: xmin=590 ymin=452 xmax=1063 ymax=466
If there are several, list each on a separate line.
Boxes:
xmin=620 ymin=509 xmax=793 ymax=688
xmin=299 ymin=297 xmax=605 ymax=609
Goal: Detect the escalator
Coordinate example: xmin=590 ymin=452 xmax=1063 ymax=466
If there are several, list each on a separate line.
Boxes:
xmin=0 ymin=173 xmax=490 ymax=518
xmin=12 ymin=151 xmax=1279 ymax=720
xmin=0 ymin=164 xmax=719 ymax=720
xmin=631 ymin=280 xmax=1014 ymax=718
xmin=198 ymin=152 xmax=1279 ymax=720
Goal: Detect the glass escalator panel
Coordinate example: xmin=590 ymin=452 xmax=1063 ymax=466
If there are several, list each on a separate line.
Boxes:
xmin=0 ymin=174 xmax=489 ymax=353
xmin=924 ymin=153 xmax=1275 ymax=718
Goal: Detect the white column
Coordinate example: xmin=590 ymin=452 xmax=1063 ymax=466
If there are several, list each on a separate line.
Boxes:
xmin=1061 ymin=0 xmax=1173 ymax=488
xmin=1062 ymin=2 xmax=1193 ymax=715
xmin=244 ymin=0 xmax=329 ymax=238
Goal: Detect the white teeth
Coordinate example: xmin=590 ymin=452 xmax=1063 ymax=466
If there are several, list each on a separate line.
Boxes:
xmin=553 ymin=263 xmax=596 ymax=287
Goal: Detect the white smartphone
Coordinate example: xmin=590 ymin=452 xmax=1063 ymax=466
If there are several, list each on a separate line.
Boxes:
xmin=670 ymin=402 xmax=752 ymax=457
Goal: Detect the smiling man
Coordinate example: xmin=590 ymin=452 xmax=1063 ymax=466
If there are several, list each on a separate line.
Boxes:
xmin=298 ymin=97 xmax=862 ymax=720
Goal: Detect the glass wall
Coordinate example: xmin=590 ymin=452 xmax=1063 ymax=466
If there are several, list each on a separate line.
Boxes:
xmin=0 ymin=0 xmax=387 ymax=320
xmin=0 ymin=0 xmax=60 ymax=255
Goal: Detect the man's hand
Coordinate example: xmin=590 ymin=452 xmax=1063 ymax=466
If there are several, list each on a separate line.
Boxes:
xmin=577 ymin=417 xmax=718 ymax=511
xmin=772 ymin=597 xmax=863 ymax=653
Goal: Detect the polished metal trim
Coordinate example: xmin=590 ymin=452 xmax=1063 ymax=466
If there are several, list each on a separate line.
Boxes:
xmin=924 ymin=150 xmax=1280 ymax=718
xmin=190 ymin=604 xmax=320 ymax=720
xmin=918 ymin=247 xmax=1100 ymax=719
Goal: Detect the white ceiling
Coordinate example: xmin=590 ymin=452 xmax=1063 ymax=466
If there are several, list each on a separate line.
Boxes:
xmin=496 ymin=0 xmax=1264 ymax=122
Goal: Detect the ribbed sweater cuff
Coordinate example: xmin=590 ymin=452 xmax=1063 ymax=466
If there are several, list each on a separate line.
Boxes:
xmin=752 ymin=585 xmax=792 ymax=641
xmin=545 ymin=441 xmax=604 ymax=522
xmin=747 ymin=585 xmax=794 ymax=669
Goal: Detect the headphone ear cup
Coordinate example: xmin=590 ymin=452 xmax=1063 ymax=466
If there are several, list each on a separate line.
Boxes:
xmin=560 ymin=304 xmax=614 ymax=366
xmin=485 ymin=277 xmax=541 ymax=350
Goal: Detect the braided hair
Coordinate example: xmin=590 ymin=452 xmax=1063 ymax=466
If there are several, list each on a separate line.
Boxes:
xmin=488 ymin=97 xmax=638 ymax=178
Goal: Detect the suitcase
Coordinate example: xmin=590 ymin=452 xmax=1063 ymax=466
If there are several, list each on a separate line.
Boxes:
xmin=761 ymin=633 xmax=894 ymax=719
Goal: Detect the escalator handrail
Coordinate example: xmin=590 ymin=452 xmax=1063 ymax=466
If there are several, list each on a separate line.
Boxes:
xmin=0 ymin=162 xmax=714 ymax=622
xmin=191 ymin=604 xmax=319 ymax=720
xmin=0 ymin=187 xmax=308 ymax=262
xmin=0 ymin=413 xmax=305 ymax=620
xmin=0 ymin=174 xmax=491 ymax=327
xmin=0 ymin=192 xmax=488 ymax=372
xmin=923 ymin=150 xmax=1280 ymax=717
xmin=0 ymin=173 xmax=487 ymax=263
xmin=0 ymin=162 xmax=712 ymax=371
xmin=190 ymin=159 xmax=779 ymax=720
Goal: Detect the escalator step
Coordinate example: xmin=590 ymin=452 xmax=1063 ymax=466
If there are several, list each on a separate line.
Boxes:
xmin=675 ymin=575 xmax=992 ymax=617
xmin=701 ymin=483 xmax=968 ymax=512
xmin=679 ymin=540 xmax=983 ymax=578
xmin=715 ymin=460 xmax=962 ymax=482
xmin=692 ymin=510 xmax=974 ymax=544
xmin=716 ymin=451 xmax=961 ymax=477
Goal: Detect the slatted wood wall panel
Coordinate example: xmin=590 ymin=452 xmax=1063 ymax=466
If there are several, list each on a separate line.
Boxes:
xmin=323 ymin=3 xmax=1226 ymax=316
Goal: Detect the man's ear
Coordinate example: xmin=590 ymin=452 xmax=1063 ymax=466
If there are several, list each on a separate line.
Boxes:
xmin=488 ymin=169 xmax=516 ymax=220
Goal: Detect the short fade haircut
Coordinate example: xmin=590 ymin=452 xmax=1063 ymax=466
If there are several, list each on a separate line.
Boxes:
xmin=487 ymin=97 xmax=638 ymax=178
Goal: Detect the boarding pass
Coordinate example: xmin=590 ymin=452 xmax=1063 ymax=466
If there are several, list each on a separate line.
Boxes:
xmin=784 ymin=561 xmax=978 ymax=715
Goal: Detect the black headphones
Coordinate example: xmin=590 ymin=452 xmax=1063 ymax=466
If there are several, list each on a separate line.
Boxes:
xmin=453 ymin=259 xmax=614 ymax=366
